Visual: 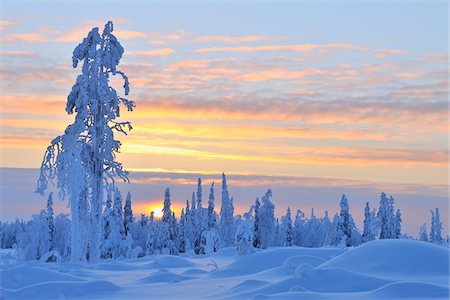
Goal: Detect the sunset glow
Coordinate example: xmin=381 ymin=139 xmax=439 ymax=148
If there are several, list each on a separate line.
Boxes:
xmin=0 ymin=2 xmax=447 ymax=235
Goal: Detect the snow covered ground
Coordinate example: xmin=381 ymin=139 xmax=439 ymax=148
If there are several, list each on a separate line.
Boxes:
xmin=1 ymin=239 xmax=448 ymax=299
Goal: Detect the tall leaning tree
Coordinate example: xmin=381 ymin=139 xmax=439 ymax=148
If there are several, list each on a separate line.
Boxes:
xmin=36 ymin=21 xmax=135 ymax=263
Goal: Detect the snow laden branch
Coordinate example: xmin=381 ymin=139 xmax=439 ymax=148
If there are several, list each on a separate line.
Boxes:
xmin=36 ymin=21 xmax=135 ymax=263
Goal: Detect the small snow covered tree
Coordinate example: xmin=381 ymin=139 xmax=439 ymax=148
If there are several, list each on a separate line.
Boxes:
xmin=194 ymin=179 xmax=208 ymax=254
xmin=110 ymin=188 xmax=125 ymax=259
xmin=253 ymin=197 xmax=261 ymax=248
xmin=235 ymin=220 xmax=255 ymax=256
xmin=259 ymin=189 xmax=275 ymax=249
xmin=36 ymin=21 xmax=135 ymax=263
xmin=377 ymin=192 xmax=395 ymax=239
xmin=159 ymin=188 xmax=178 ymax=255
xmin=394 ymin=209 xmax=402 ymax=238
xmin=178 ymin=209 xmax=186 ymax=253
xmin=18 ymin=210 xmax=50 ymax=260
xmin=320 ymin=211 xmax=333 ymax=246
xmin=53 ymin=214 xmax=71 ymax=260
xmin=338 ymin=194 xmax=352 ymax=246
xmin=196 ymin=178 xmax=203 ymax=209
xmin=123 ymin=191 xmax=133 ymax=236
xmin=418 ymin=223 xmax=428 ymax=242
xmin=219 ymin=173 xmax=235 ymax=247
xmin=203 ymin=227 xmax=220 ymax=255
xmin=279 ymin=207 xmax=293 ymax=247
xmin=162 ymin=188 xmax=172 ymax=223
xmin=362 ymin=202 xmax=376 ymax=242
xmin=430 ymin=208 xmax=443 ymax=245
xmin=207 ymin=182 xmax=217 ymax=229
xmin=184 ymin=199 xmax=195 ymax=252
xmin=293 ymin=209 xmax=306 ymax=246
xmin=46 ymin=193 xmax=55 ymax=250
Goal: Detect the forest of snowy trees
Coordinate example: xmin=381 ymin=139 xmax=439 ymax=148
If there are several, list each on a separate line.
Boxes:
xmin=0 ymin=173 xmax=447 ymax=262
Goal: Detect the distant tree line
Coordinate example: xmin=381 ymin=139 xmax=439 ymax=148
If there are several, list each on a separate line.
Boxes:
xmin=0 ymin=173 xmax=447 ymax=261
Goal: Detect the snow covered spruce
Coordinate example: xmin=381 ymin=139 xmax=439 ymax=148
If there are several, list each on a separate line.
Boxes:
xmin=35 ymin=21 xmax=135 ymax=263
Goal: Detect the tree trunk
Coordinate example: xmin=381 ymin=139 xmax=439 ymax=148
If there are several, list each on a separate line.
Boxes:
xmin=70 ymin=191 xmax=80 ymax=262
xmin=89 ymin=107 xmax=104 ymax=263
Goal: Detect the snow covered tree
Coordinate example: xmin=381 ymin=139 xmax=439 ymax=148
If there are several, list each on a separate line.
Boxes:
xmin=235 ymin=220 xmax=254 ymax=256
xmin=129 ymin=213 xmax=148 ymax=256
xmin=194 ymin=179 xmax=208 ymax=254
xmin=362 ymin=202 xmax=376 ymax=242
xmin=178 ymin=209 xmax=186 ymax=253
xmin=162 ymin=188 xmax=172 ymax=223
xmin=279 ymin=207 xmax=293 ymax=247
xmin=18 ymin=210 xmax=50 ymax=260
xmin=123 ymin=191 xmax=133 ymax=236
xmin=259 ymin=189 xmax=275 ymax=249
xmin=338 ymin=194 xmax=352 ymax=246
xmin=203 ymin=228 xmax=220 ymax=255
xmin=158 ymin=188 xmax=178 ymax=255
xmin=253 ymin=198 xmax=261 ymax=248
xmin=207 ymin=182 xmax=217 ymax=229
xmin=36 ymin=21 xmax=135 ymax=263
xmin=430 ymin=208 xmax=443 ymax=245
xmin=184 ymin=199 xmax=195 ymax=252
xmin=219 ymin=173 xmax=235 ymax=247
xmin=46 ymin=192 xmax=55 ymax=250
xmin=53 ymin=214 xmax=71 ymax=260
xmin=394 ymin=209 xmax=402 ymax=238
xmin=196 ymin=178 xmax=203 ymax=210
xmin=418 ymin=223 xmax=428 ymax=242
xmin=293 ymin=209 xmax=306 ymax=246
xmin=377 ymin=192 xmax=395 ymax=239
xmin=320 ymin=210 xmax=333 ymax=246
xmin=109 ymin=188 xmax=125 ymax=259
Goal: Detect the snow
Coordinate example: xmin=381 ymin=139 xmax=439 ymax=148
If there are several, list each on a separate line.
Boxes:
xmin=1 ymin=239 xmax=448 ymax=299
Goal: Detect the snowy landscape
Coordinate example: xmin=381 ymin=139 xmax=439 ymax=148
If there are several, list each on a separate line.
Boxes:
xmin=1 ymin=239 xmax=449 ymax=299
xmin=1 ymin=2 xmax=449 ymax=300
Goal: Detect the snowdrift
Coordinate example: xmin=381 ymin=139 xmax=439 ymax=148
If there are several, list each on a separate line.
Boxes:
xmin=1 ymin=240 xmax=448 ymax=299
xmin=318 ymin=239 xmax=449 ymax=278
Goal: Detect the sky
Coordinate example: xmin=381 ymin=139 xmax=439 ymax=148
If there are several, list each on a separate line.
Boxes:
xmin=0 ymin=1 xmax=448 ymax=235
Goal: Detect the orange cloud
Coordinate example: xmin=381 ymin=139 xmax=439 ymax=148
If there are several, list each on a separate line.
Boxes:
xmin=0 ymin=95 xmax=65 ymax=115
xmin=147 ymin=29 xmax=191 ymax=45
xmin=0 ymin=33 xmax=44 ymax=42
xmin=0 ymin=51 xmax=36 ymax=56
xmin=193 ymin=43 xmax=405 ymax=57
xmin=237 ymin=68 xmax=338 ymax=81
xmin=127 ymin=48 xmax=175 ymax=56
xmin=191 ymin=35 xmax=287 ymax=44
xmin=0 ymin=20 xmax=14 ymax=31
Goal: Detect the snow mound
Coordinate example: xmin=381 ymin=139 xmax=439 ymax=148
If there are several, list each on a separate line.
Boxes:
xmin=147 ymin=255 xmax=198 ymax=268
xmin=283 ymin=255 xmax=326 ymax=270
xmin=211 ymin=247 xmax=343 ymax=277
xmin=137 ymin=269 xmax=193 ymax=284
xmin=181 ymin=268 xmax=208 ymax=276
xmin=368 ymin=281 xmax=449 ymax=299
xmin=1 ymin=264 xmax=83 ymax=289
xmin=2 ymin=279 xmax=119 ymax=299
xmin=241 ymin=268 xmax=388 ymax=297
xmin=294 ymin=263 xmax=315 ymax=277
xmin=227 ymin=279 xmax=270 ymax=294
xmin=318 ymin=239 xmax=450 ymax=278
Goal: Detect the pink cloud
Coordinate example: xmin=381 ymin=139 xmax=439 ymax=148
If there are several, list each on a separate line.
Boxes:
xmin=127 ymin=48 xmax=175 ymax=57
xmin=0 ymin=33 xmax=44 ymax=42
xmin=191 ymin=35 xmax=288 ymax=44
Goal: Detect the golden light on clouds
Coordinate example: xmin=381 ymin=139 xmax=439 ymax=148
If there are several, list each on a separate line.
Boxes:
xmin=0 ymin=14 xmax=447 ymax=190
